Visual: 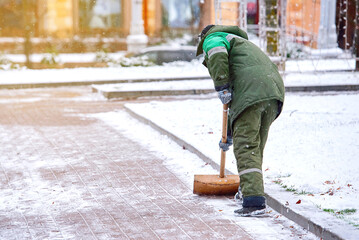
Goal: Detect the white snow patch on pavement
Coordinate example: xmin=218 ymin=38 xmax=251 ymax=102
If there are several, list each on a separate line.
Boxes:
xmin=92 ymin=110 xmax=319 ymax=240
xmin=123 ymin=91 xmax=359 ymax=229
xmin=93 ymin=79 xmax=213 ymax=92
xmin=0 ymin=61 xmax=209 ymax=85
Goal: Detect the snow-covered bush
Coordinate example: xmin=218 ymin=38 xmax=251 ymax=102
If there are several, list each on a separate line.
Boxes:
xmin=110 ymin=55 xmax=155 ymax=67
xmin=40 ymin=52 xmax=61 ymax=67
xmin=95 ymin=49 xmax=113 ymax=63
xmin=0 ymin=54 xmax=22 ymax=70
xmin=286 ymin=41 xmax=308 ymax=59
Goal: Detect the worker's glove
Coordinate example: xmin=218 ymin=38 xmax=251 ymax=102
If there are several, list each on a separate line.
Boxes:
xmin=219 ymin=136 xmax=233 ymax=152
xmin=217 ymin=89 xmax=232 ymax=104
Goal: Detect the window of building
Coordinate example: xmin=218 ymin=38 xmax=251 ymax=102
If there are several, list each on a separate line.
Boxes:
xmin=79 ymin=0 xmax=123 ymax=35
xmin=161 ymin=0 xmax=200 ymax=29
xmin=247 ymin=0 xmax=258 ymax=25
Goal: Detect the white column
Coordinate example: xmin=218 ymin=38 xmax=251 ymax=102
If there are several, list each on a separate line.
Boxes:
xmin=239 ymin=0 xmax=247 ymax=32
xmin=317 ymin=0 xmax=338 ymax=49
xmin=126 ymin=0 xmax=148 ymax=53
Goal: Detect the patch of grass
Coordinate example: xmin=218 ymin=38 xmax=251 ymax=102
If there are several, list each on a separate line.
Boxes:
xmin=323 ymin=208 xmax=357 ymax=215
xmin=273 ymin=179 xmax=282 ymax=184
xmin=322 ymin=208 xmax=359 ymax=229
xmin=273 ymin=180 xmax=313 ymax=195
xmin=272 ymin=176 xmax=298 ymax=193
xmin=297 ymin=190 xmax=313 ymax=195
xmin=284 ymin=186 xmax=296 ymax=192
xmin=276 ymin=182 xmax=297 ymax=192
xmin=339 ymin=209 xmax=357 ymax=215
xmin=323 ymin=208 xmax=336 ymax=214
xmin=346 ymin=220 xmax=359 ymax=229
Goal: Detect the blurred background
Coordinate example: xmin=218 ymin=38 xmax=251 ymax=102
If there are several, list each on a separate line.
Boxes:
xmin=0 ymin=0 xmax=358 ymax=71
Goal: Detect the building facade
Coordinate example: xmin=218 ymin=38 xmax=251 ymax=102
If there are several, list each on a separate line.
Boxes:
xmin=0 ymin=0 xmax=202 ymax=38
xmin=0 ymin=0 xmax=356 ymax=53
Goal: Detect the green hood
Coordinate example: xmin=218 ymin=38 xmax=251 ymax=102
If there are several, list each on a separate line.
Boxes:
xmin=196 ymin=25 xmax=249 ymax=56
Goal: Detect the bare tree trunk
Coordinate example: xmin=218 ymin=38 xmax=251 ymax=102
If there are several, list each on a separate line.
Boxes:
xmin=198 ymin=1 xmax=205 ymax=31
xmin=23 ymin=0 xmax=33 ymax=69
xmin=189 ymin=0 xmax=195 ymax=36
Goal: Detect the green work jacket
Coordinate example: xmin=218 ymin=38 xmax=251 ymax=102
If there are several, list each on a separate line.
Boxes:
xmin=197 ymin=25 xmax=285 ymax=129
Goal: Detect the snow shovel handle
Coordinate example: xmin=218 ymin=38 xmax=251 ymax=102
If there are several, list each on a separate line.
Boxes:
xmin=220 ymin=103 xmax=229 ymax=178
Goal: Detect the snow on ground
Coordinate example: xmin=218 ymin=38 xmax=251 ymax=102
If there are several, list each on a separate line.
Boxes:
xmin=123 ymin=91 xmax=359 ymax=229
xmin=92 ymin=71 xmax=359 ymax=94
xmin=3 ymin=51 xmax=355 ymax=71
xmin=1 ymin=49 xmax=358 ymax=235
xmin=94 ymin=79 xmax=214 ymax=92
xmin=283 ymin=71 xmax=359 ymax=86
xmin=91 ymin=110 xmax=319 ymax=240
xmin=1 ymin=59 xmax=359 ymax=88
xmin=0 ymin=60 xmax=208 ymax=85
xmin=284 ymin=58 xmax=356 ymax=72
xmin=3 ymin=52 xmax=125 ymax=63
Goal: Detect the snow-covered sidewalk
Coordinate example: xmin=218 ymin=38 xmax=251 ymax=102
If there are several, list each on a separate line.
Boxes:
xmin=0 ymin=86 xmax=321 ymax=240
xmin=1 ymin=59 xmax=359 ymax=89
xmin=0 ymin=60 xmax=358 ymax=239
xmin=2 ymin=51 xmax=356 ymax=72
xmin=115 ymin=91 xmax=359 ymax=239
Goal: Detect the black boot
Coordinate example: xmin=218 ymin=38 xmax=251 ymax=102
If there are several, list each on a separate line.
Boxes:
xmin=234 ymin=206 xmax=266 ymax=216
xmin=234 ymin=196 xmax=266 ymax=217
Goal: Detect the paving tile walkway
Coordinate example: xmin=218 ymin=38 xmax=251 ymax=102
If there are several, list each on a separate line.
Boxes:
xmin=0 ymin=87 xmax=252 ymax=239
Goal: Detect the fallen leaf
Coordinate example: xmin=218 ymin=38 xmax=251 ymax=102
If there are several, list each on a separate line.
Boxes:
xmin=218 ymin=210 xmax=223 ymax=212
xmin=347 ymin=184 xmax=352 ymax=187
xmin=208 ymin=132 xmax=213 ymax=134
xmin=307 ymin=194 xmax=314 ymax=197
xmin=265 ymin=168 xmax=269 ymax=171
xmin=296 ymin=200 xmax=301 ymax=204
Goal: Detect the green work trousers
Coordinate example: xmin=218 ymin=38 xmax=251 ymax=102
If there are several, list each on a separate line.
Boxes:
xmin=232 ymin=99 xmax=279 ymax=197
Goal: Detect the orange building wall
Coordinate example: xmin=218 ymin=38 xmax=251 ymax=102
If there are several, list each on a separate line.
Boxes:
xmin=199 ymin=0 xmax=216 ymax=30
xmin=143 ymin=0 xmax=162 ymax=37
xmin=217 ymin=2 xmax=240 ymax=26
xmin=286 ymin=0 xmax=321 ymax=48
xmin=46 ymin=0 xmax=74 ymax=38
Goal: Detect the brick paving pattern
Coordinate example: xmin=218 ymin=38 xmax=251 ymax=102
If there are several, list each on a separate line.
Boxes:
xmin=0 ymin=87 xmax=252 ymax=239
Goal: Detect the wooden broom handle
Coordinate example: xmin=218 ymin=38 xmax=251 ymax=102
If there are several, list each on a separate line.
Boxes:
xmin=219 ymin=103 xmax=228 ymax=178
